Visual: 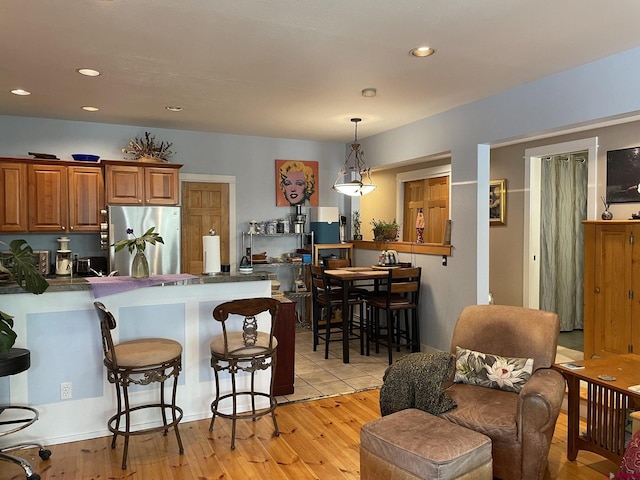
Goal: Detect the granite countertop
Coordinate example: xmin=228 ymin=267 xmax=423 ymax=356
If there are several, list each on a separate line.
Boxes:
xmin=0 ymin=272 xmax=271 ymax=295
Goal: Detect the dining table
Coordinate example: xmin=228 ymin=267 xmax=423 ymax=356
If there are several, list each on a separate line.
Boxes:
xmin=322 ymin=266 xmax=392 ymax=363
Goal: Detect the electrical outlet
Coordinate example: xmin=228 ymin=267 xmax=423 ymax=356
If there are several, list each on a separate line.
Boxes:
xmin=60 ymin=382 xmax=72 ymax=400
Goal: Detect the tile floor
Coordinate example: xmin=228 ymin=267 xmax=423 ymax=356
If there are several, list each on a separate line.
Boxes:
xmin=275 ymin=324 xmax=584 ymax=405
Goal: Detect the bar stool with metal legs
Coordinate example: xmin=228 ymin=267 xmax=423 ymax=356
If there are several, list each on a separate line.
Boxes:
xmin=0 ymin=348 xmax=51 ymax=480
xmin=209 ymin=297 xmax=281 ymax=450
xmin=93 ymin=301 xmax=184 ymax=469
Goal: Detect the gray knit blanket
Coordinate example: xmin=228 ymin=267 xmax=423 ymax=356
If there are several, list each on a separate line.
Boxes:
xmin=379 ymin=351 xmax=457 ymax=417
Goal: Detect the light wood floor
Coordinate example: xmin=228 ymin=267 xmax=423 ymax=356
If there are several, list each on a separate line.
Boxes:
xmin=3 ymin=389 xmax=619 ymax=480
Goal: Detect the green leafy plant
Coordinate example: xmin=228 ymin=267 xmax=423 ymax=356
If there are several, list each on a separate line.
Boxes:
xmin=371 ymin=218 xmax=400 ymax=241
xmin=0 ymin=239 xmax=49 ymax=353
xmin=112 ymin=227 xmax=164 ymax=254
xmin=352 ymin=210 xmax=362 ymax=238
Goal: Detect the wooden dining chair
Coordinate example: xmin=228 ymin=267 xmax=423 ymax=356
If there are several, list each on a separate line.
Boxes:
xmin=324 ymin=258 xmax=351 ymax=268
xmin=310 ymin=265 xmax=365 ymax=359
xmin=365 ymin=267 xmax=422 ymax=364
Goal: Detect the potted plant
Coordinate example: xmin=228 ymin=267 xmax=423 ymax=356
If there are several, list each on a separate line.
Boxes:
xmin=122 ymin=131 xmax=174 ymax=162
xmin=352 ymin=210 xmax=362 ymax=240
xmin=0 ymin=240 xmax=49 ymax=353
xmin=371 ymin=218 xmax=400 ymax=241
xmin=112 ymin=227 xmax=164 ymax=278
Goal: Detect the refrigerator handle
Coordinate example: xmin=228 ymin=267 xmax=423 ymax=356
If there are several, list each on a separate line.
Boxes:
xmin=100 ymin=209 xmax=109 ymax=250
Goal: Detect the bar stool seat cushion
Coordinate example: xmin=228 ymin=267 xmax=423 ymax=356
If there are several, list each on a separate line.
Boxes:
xmin=210 ymin=332 xmax=278 ymax=357
xmin=108 ymin=338 xmax=182 ymax=368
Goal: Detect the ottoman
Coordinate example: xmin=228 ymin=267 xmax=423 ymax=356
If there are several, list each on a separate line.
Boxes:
xmin=360 ymin=408 xmax=492 ymax=480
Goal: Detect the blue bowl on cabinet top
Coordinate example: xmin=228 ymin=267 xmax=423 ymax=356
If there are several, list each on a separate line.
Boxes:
xmin=71 ymin=154 xmax=100 ymax=162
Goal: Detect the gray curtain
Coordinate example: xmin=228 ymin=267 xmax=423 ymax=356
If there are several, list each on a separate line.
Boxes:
xmin=540 ymin=153 xmax=588 ymax=331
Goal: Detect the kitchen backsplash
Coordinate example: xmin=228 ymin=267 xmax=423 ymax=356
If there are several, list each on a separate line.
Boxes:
xmin=0 ymin=232 xmax=105 ymax=263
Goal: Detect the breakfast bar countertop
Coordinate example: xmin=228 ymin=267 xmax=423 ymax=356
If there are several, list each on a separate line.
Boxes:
xmin=0 ymin=271 xmax=271 ymax=295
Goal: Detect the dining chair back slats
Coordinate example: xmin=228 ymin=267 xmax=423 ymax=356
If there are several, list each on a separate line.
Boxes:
xmin=365 ymin=267 xmax=422 ymax=364
xmin=311 ymin=265 xmax=364 ymax=359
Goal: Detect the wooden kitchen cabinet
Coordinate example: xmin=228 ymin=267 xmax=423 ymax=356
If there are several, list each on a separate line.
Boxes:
xmin=68 ymin=166 xmax=104 ymax=232
xmin=104 ymin=161 xmax=181 ymax=205
xmin=0 ymin=162 xmax=28 ymax=232
xmin=27 ymin=163 xmax=104 ymax=232
xmin=28 ymin=164 xmax=69 ymax=232
xmin=583 ymin=221 xmax=640 ymax=358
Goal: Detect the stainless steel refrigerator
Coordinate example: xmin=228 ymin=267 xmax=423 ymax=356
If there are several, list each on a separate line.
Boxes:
xmin=108 ymin=206 xmax=181 ymax=276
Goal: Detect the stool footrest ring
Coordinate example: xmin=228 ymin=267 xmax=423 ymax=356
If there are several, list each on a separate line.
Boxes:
xmin=108 ymin=404 xmax=183 ymax=437
xmin=211 ymin=392 xmax=277 ymax=421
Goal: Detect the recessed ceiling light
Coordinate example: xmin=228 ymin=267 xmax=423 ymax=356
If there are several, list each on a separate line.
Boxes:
xmin=410 ymin=46 xmax=436 ymax=58
xmin=165 ymin=106 xmax=183 ymax=112
xmin=77 ymin=68 xmax=100 ymax=77
xmin=10 ymin=88 xmax=31 ymax=96
xmin=362 ymin=88 xmax=377 ymax=98
xmin=82 ymin=106 xmax=99 ymax=112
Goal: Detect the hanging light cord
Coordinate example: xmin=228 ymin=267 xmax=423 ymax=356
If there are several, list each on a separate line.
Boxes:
xmin=334 ymin=119 xmax=373 ymax=186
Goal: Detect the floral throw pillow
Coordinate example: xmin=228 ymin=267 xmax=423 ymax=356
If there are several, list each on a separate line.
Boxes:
xmin=454 ymin=346 xmax=534 ymax=393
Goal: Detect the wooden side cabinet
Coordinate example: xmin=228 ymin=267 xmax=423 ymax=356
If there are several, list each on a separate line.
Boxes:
xmin=313 ymin=243 xmax=353 ymax=265
xmin=273 ymin=298 xmax=296 ymax=396
xmin=0 ymin=162 xmax=28 ymax=232
xmin=104 ymin=161 xmax=181 ymax=205
xmin=583 ymin=221 xmax=640 ymax=358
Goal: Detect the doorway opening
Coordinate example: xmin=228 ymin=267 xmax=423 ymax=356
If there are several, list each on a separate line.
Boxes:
xmin=179 ymin=173 xmax=236 ymax=274
xmin=523 ymin=137 xmax=599 ymax=353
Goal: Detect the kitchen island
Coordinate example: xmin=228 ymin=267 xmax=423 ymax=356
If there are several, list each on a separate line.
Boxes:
xmin=0 ymin=272 xmax=288 ymax=446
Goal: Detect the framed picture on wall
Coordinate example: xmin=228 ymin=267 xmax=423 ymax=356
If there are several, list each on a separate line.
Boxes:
xmin=275 ymin=159 xmax=319 ymax=206
xmin=606 ymin=147 xmax=640 ymax=203
xmin=490 ymin=179 xmax=506 ymax=226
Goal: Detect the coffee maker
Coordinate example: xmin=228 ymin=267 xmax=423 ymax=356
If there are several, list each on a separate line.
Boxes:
xmin=339 ymin=215 xmax=347 ymax=243
xmin=293 ymin=204 xmax=306 ymax=234
xmin=56 ymin=237 xmax=72 ymax=276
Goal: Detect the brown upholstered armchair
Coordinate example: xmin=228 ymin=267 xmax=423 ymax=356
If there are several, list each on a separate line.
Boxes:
xmin=441 ymin=305 xmax=566 ymax=480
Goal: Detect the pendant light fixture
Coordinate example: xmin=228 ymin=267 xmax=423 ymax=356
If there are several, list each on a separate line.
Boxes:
xmin=332 ymin=118 xmax=377 ymax=196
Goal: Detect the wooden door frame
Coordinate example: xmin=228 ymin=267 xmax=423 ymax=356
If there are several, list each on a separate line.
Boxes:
xmin=179 ymin=173 xmax=237 ymax=271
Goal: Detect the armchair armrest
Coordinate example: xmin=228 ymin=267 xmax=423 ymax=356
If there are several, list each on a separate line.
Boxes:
xmin=517 ymin=368 xmax=566 ymax=479
xmin=518 ymin=368 xmax=565 ymax=433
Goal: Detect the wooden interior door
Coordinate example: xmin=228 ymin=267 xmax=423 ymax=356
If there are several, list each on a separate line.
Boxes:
xmin=181 ymin=182 xmax=230 ymax=274
xmin=425 ymin=176 xmax=449 ymax=243
xmin=403 ymin=176 xmax=449 ymax=243
xmin=403 ymin=180 xmax=424 ymax=242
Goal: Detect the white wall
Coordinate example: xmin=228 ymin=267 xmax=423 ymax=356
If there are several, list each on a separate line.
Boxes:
xmin=0 ymin=116 xmax=347 ymax=261
xmin=4 ymin=46 xmax=640 ymax=352
xmin=356 ymin=46 xmax=640 ymax=350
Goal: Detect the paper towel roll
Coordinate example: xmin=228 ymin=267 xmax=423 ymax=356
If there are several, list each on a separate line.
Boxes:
xmin=203 ymin=235 xmax=221 ymax=274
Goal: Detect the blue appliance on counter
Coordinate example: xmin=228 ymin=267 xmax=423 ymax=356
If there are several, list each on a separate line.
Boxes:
xmin=310 ymin=207 xmax=339 ymax=244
